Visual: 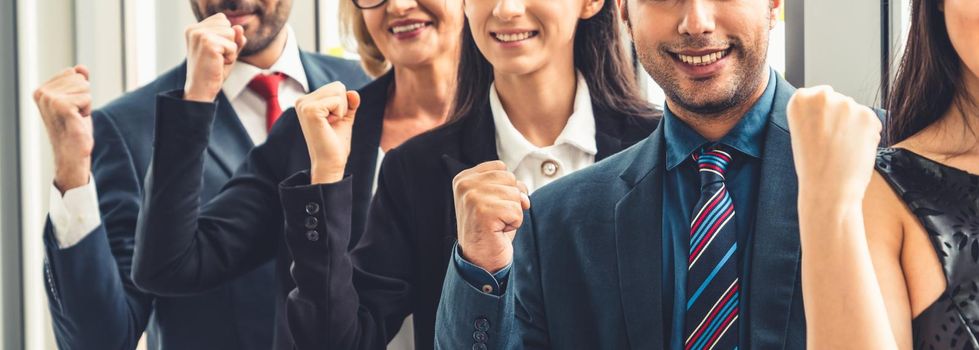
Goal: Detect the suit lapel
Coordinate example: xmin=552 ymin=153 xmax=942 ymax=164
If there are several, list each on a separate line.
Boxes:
xmin=614 ymin=123 xmax=667 ymax=349
xmin=440 ymin=105 xmax=501 ymax=250
xmin=594 ymin=106 xmax=626 ymax=160
xmin=299 ymin=50 xmax=332 ymax=90
xmin=748 ymin=76 xmax=802 ymax=349
xmin=206 ymin=92 xmax=254 ymax=175
xmin=345 ymin=73 xmax=391 ymax=248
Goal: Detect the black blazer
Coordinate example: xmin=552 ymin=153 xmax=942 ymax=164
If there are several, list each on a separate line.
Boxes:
xmin=43 ymin=51 xmax=368 ymax=350
xmin=132 ymin=72 xmax=390 ymax=349
xmin=278 ymin=97 xmax=661 ymax=349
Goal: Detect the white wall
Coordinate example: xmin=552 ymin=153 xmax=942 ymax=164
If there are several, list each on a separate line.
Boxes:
xmin=803 ymin=0 xmax=883 ymax=106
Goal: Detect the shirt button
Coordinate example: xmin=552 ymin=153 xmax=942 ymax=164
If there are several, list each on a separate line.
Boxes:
xmin=305 ymin=202 xmax=320 ymax=215
xmin=541 ymin=160 xmax=559 ymax=177
xmin=474 ymin=317 xmax=490 ymax=332
xmin=304 ymin=216 xmax=318 ymax=229
xmin=481 ymin=284 xmax=494 ymax=294
xmin=472 ymin=344 xmax=487 ymax=350
xmin=473 ymin=331 xmax=488 ymax=343
xmin=306 ymin=230 xmax=320 ymax=242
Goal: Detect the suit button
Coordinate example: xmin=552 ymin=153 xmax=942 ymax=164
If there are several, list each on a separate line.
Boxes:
xmin=305 ymin=202 xmax=320 ymax=215
xmin=473 ymin=331 xmax=488 ymax=343
xmin=306 ymin=230 xmax=319 ymax=242
xmin=474 ymin=317 xmax=490 ymax=332
xmin=481 ymin=285 xmax=493 ymax=294
xmin=541 ymin=160 xmax=559 ymax=177
xmin=305 ymin=216 xmax=318 ymax=229
xmin=472 ymin=344 xmax=487 ymax=350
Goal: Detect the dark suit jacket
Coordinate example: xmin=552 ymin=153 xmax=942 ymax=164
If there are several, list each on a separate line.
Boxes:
xmin=435 ymin=75 xmax=807 ymax=349
xmin=277 ymin=98 xmax=660 ymax=349
xmin=132 ymin=72 xmax=388 ymax=349
xmin=43 ymin=51 xmax=369 ymax=350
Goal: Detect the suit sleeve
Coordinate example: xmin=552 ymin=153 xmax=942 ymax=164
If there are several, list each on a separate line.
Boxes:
xmin=279 ymin=149 xmax=416 ymax=350
xmin=132 ymin=91 xmax=281 ymax=295
xmin=435 ymin=204 xmax=551 ymax=350
xmin=43 ymin=110 xmax=154 ymax=350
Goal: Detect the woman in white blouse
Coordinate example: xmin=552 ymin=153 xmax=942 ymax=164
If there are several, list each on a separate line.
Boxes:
xmin=278 ymin=0 xmax=661 ymax=348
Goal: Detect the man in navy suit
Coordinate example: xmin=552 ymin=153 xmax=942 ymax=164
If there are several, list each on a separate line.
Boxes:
xmin=437 ymin=0 xmax=808 ymax=348
xmin=32 ymin=1 xmax=369 ymax=349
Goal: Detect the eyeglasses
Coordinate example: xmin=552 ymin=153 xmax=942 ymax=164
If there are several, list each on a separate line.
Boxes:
xmin=352 ymin=0 xmax=386 ymax=10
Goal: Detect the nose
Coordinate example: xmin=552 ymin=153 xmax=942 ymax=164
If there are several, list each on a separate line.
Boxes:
xmin=492 ymin=0 xmax=526 ymax=22
xmin=678 ymin=0 xmax=716 ymax=36
xmin=387 ymin=0 xmax=418 ymax=16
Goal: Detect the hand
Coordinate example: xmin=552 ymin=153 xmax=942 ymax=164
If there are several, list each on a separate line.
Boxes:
xmin=296 ymin=82 xmax=361 ymax=184
xmin=183 ymin=13 xmax=246 ymax=102
xmin=787 ymin=86 xmax=882 ymax=209
xmin=33 ymin=65 xmax=94 ymax=193
xmin=453 ymin=161 xmax=531 ymax=273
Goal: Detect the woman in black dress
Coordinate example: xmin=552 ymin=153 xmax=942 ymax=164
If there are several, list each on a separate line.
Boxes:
xmin=788 ymin=0 xmax=979 ymax=348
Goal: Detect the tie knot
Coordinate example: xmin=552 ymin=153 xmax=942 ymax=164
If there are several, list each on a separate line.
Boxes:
xmin=248 ymin=72 xmax=287 ymax=99
xmin=694 ymin=145 xmax=733 ymax=178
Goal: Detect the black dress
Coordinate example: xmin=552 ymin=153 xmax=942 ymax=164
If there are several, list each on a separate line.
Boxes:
xmin=876 ymin=148 xmax=979 ymax=350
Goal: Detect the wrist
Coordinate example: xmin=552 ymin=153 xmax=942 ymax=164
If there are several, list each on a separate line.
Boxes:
xmin=183 ymin=83 xmax=220 ymax=103
xmin=459 ymin=245 xmax=510 ymax=274
xmin=310 ymin=166 xmax=344 ymax=184
xmin=53 ymin=163 xmax=91 ymax=194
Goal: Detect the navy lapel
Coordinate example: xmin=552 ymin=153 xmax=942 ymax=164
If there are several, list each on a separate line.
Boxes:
xmin=441 ymin=104 xmax=500 ymax=250
xmin=299 ymin=50 xmax=333 ymax=90
xmin=345 ymin=72 xmax=391 ymax=248
xmin=206 ymin=91 xmax=254 ymax=175
xmin=594 ymin=105 xmax=626 ymax=160
xmin=747 ymin=75 xmax=802 ymax=349
xmin=614 ymin=122 xmax=667 ymax=350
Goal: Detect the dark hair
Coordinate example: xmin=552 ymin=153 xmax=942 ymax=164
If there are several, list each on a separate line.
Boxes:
xmin=885 ymin=0 xmax=977 ymax=145
xmin=448 ymin=0 xmax=658 ymax=122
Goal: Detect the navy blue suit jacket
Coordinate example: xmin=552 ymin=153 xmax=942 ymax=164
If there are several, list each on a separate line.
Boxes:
xmin=42 ymin=50 xmax=369 ymax=350
xmin=436 ymin=75 xmax=807 ymax=349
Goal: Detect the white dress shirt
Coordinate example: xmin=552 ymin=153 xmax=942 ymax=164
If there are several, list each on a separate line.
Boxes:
xmin=49 ymin=27 xmax=309 ymax=248
xmin=490 ymin=72 xmax=597 ymax=193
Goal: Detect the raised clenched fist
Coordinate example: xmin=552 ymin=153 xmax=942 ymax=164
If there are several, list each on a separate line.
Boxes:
xmin=295 ymin=81 xmax=361 ymax=184
xmin=183 ymin=13 xmax=247 ymax=102
xmin=453 ymin=161 xmax=531 ymax=273
xmin=787 ymin=86 xmax=882 ymax=209
xmin=33 ymin=65 xmax=94 ymax=193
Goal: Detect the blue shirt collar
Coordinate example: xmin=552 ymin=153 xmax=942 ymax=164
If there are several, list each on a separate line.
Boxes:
xmin=664 ymin=69 xmax=777 ymax=170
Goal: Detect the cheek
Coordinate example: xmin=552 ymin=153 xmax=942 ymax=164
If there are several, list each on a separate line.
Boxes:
xmin=945 ymin=4 xmax=979 ymax=65
xmin=362 ymin=13 xmax=389 ymax=42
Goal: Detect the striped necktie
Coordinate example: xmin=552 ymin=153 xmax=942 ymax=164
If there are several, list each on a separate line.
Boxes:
xmin=684 ymin=145 xmax=740 ymax=350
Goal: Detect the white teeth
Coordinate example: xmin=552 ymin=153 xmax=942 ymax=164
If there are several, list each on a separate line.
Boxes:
xmin=678 ymin=50 xmax=728 ymax=66
xmin=494 ymin=32 xmax=535 ymax=43
xmin=391 ymin=23 xmax=426 ymax=34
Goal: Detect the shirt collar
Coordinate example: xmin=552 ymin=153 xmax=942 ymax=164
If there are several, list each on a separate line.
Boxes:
xmin=222 ymin=26 xmax=309 ymax=100
xmin=664 ymin=68 xmax=777 ymax=170
xmin=490 ymin=71 xmax=598 ymax=171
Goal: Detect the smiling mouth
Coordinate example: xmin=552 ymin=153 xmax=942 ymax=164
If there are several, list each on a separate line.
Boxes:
xmin=492 ymin=31 xmax=539 ymax=43
xmin=675 ymin=49 xmax=730 ymax=66
xmin=389 ymin=22 xmax=432 ymax=34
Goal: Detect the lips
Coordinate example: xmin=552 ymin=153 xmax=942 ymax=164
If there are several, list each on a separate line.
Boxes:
xmin=223 ymin=11 xmax=257 ymax=26
xmin=677 ymin=50 xmax=729 ymax=66
xmin=491 ymin=30 xmax=539 ymax=43
xmin=388 ymin=20 xmax=432 ymax=35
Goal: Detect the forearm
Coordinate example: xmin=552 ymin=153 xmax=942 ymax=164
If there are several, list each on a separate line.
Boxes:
xmin=44 ymin=222 xmax=151 ymax=350
xmin=281 ymin=171 xmax=410 ymax=349
xmin=798 ymin=195 xmax=897 ymax=349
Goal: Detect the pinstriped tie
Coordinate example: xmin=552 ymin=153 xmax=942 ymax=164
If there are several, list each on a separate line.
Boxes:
xmin=684 ymin=145 xmax=740 ymax=350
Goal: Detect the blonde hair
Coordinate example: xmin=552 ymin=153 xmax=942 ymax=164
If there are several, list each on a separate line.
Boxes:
xmin=339 ymin=0 xmax=391 ymax=77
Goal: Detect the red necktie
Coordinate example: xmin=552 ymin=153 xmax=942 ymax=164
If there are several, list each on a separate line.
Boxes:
xmin=247 ymin=72 xmax=287 ymax=131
